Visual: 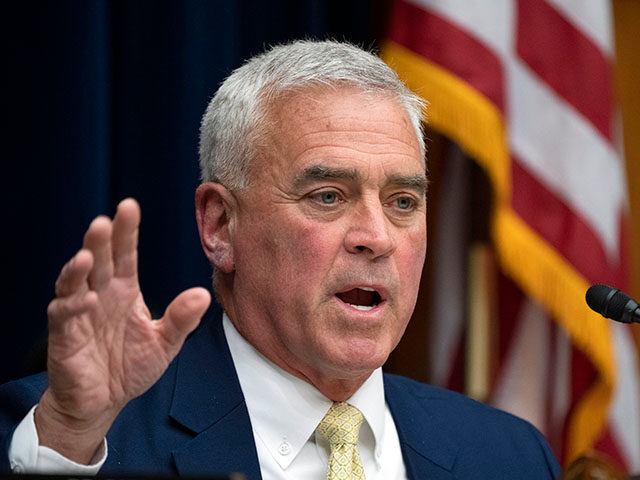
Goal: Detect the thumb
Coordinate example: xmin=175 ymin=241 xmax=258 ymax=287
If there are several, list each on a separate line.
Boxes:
xmin=159 ymin=287 xmax=211 ymax=347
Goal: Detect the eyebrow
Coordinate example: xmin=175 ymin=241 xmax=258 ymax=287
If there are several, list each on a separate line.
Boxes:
xmin=387 ymin=174 xmax=429 ymax=195
xmin=292 ymin=164 xmax=428 ymax=195
xmin=292 ymin=165 xmax=361 ymax=190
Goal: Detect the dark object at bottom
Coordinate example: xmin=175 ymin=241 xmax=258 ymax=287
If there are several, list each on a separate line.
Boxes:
xmin=0 ymin=475 xmax=244 ymax=480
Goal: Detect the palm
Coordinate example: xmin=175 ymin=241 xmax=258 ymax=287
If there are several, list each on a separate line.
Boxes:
xmin=44 ymin=199 xmax=210 ymax=423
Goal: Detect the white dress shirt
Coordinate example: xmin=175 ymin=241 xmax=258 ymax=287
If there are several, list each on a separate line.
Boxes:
xmin=223 ymin=314 xmax=407 ymax=480
xmin=9 ymin=406 xmax=106 ymax=474
xmin=9 ymin=314 xmax=408 ymax=479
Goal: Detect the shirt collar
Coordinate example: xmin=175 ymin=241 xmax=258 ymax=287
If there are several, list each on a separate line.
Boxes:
xmin=222 ymin=313 xmax=386 ymax=469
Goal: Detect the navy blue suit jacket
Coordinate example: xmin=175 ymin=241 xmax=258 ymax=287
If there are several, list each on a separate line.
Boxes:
xmin=0 ymin=308 xmax=560 ymax=479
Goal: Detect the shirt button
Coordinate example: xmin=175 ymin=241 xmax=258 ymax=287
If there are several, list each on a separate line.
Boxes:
xmin=278 ymin=441 xmax=292 ymax=456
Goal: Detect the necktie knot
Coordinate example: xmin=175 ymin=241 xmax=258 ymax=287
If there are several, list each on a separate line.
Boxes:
xmin=316 ymin=402 xmax=364 ymax=446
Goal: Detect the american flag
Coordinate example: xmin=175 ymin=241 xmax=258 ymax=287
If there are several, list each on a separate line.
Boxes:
xmin=383 ymin=0 xmax=640 ymax=471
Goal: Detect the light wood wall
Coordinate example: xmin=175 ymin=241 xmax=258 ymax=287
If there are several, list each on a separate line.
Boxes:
xmin=614 ymin=0 xmax=640 ymax=299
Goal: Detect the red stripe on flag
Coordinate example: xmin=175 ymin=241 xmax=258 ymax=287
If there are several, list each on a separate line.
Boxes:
xmin=445 ymin=336 xmax=466 ymax=394
xmin=389 ymin=0 xmax=505 ymax=112
xmin=511 ymin=157 xmax=623 ymax=287
xmin=617 ymin=213 xmax=631 ymax=292
xmin=593 ymin=426 xmax=630 ymax=473
xmin=516 ymin=0 xmax=614 ymax=141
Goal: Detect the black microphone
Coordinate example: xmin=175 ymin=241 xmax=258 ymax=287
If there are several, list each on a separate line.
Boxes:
xmin=585 ymin=284 xmax=640 ymax=324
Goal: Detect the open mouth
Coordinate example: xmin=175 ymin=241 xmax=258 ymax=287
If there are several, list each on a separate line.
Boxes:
xmin=335 ymin=287 xmax=383 ymax=311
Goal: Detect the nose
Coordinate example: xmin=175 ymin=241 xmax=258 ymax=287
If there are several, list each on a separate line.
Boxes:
xmin=344 ymin=199 xmax=396 ymax=259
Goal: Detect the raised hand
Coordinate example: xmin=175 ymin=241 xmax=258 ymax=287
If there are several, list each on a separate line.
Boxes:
xmin=35 ymin=199 xmax=211 ymax=463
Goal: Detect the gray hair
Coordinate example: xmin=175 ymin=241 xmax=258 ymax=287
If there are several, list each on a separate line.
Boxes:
xmin=199 ymin=39 xmax=426 ymax=189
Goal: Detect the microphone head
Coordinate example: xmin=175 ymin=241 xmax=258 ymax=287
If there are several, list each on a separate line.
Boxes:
xmin=585 ymin=284 xmax=631 ymax=321
xmin=585 ymin=284 xmax=613 ymax=315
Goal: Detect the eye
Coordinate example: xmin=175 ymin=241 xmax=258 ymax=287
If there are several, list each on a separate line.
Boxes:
xmin=319 ymin=191 xmax=338 ymax=204
xmin=305 ymin=189 xmax=345 ymax=209
xmin=395 ymin=196 xmax=414 ymax=210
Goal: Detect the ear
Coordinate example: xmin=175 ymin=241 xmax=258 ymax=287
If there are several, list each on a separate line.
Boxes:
xmin=195 ymin=183 xmax=236 ymax=273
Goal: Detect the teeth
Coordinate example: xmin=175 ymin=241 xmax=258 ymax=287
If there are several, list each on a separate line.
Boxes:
xmin=359 ymin=287 xmax=375 ymax=292
xmin=348 ymin=304 xmax=375 ymax=311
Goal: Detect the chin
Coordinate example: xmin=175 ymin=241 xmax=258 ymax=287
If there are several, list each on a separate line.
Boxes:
xmin=323 ymin=339 xmax=391 ymax=378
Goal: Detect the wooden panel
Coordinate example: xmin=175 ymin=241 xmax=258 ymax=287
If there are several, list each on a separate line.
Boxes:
xmin=614 ymin=0 xmax=640 ymax=299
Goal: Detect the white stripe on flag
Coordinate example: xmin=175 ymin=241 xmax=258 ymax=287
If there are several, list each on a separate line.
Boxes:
xmin=507 ymin=58 xmax=624 ymax=259
xmin=492 ymin=298 xmax=550 ymax=433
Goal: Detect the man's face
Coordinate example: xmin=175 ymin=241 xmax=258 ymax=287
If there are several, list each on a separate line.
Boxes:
xmin=229 ymin=86 xmax=427 ymax=389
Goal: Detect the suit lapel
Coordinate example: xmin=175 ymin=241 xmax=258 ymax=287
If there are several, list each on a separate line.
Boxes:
xmin=169 ymin=310 xmax=262 ymax=480
xmin=166 ymin=313 xmax=461 ymax=480
xmin=385 ymin=376 xmax=458 ymax=480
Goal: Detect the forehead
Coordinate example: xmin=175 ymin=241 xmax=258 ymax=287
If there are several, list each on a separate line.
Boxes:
xmin=259 ymin=86 xmax=424 ymax=179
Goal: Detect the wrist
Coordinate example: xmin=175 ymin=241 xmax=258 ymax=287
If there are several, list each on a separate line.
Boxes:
xmin=34 ymin=391 xmax=118 ymax=465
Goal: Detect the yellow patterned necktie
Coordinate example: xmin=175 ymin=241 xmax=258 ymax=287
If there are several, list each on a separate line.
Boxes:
xmin=316 ymin=402 xmax=366 ymax=480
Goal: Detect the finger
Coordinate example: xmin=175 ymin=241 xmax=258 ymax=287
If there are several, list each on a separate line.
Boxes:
xmin=158 ymin=288 xmax=211 ymax=348
xmin=112 ymin=198 xmax=141 ymax=278
xmin=83 ymin=216 xmax=114 ymax=290
xmin=47 ymin=291 xmax=98 ymax=334
xmin=55 ymin=250 xmax=94 ymax=298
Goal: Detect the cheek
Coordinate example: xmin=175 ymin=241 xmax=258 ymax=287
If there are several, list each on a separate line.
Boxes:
xmin=284 ymin=224 xmax=339 ymax=281
xmin=397 ymin=229 xmax=427 ymax=293
xmin=249 ymin=214 xmax=340 ymax=283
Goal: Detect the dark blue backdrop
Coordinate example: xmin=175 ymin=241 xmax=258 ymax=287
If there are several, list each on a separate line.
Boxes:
xmin=2 ymin=0 xmax=390 ymax=384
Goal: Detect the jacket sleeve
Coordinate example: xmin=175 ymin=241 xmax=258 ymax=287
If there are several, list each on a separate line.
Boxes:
xmin=0 ymin=373 xmax=48 ymax=472
xmin=529 ymin=422 xmax=562 ymax=478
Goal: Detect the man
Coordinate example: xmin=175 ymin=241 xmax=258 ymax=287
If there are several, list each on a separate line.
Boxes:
xmin=0 ymin=40 xmax=560 ymax=479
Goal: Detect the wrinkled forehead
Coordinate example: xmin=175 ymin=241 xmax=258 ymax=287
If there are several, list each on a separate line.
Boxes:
xmin=241 ymin=85 xmax=425 ymax=194
xmin=257 ymin=85 xmax=423 ymax=161
xmin=266 ymin=84 xmax=415 ymax=125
